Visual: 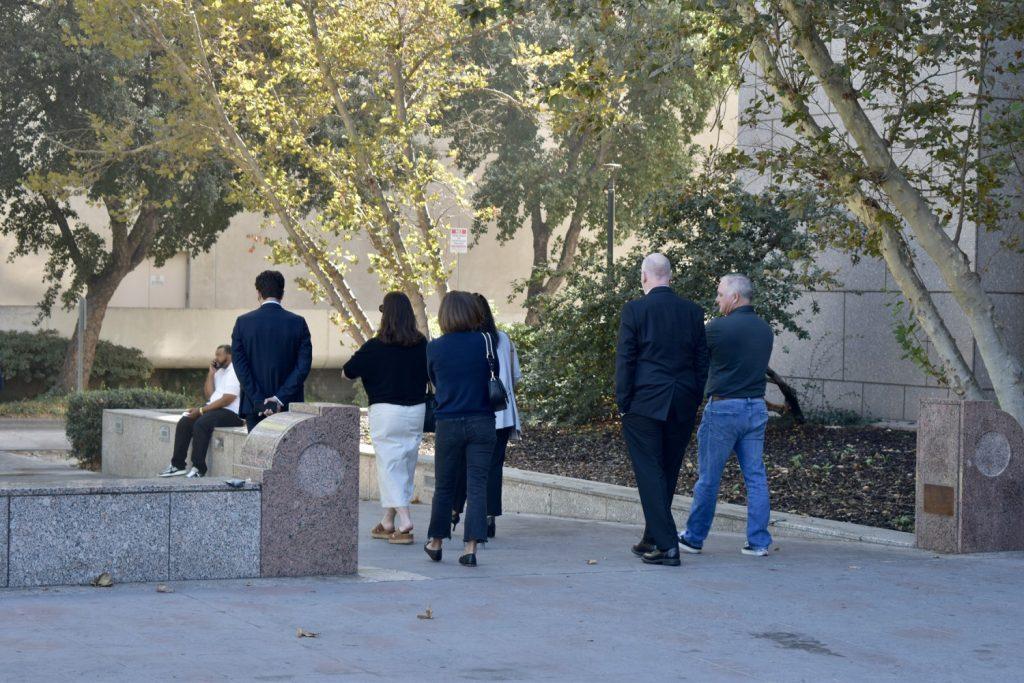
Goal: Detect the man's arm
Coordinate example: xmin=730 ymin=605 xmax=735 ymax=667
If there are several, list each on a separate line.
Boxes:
xmin=231 ymin=319 xmax=264 ymax=409
xmin=693 ymin=308 xmax=710 ymax=399
xmin=203 ymin=365 xmax=216 ymax=401
xmin=202 ymin=394 xmax=237 ymax=412
xmin=274 ymin=318 xmax=313 ymax=404
xmin=614 ymin=304 xmax=639 ymax=415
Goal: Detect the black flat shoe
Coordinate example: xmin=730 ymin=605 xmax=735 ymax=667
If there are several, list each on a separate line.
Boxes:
xmin=486 ymin=516 xmax=496 ymax=538
xmin=631 ymin=541 xmax=656 ymax=557
xmin=459 ymin=553 xmax=477 ymax=567
xmin=424 ymin=542 xmax=442 ymax=562
xmin=641 ymin=547 xmax=681 ymax=566
xmin=451 ymin=511 xmax=460 ymax=531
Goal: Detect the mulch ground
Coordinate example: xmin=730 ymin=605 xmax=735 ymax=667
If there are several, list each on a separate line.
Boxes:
xmin=360 ymin=416 xmax=916 ymax=532
xmin=503 ymin=419 xmax=916 ymax=532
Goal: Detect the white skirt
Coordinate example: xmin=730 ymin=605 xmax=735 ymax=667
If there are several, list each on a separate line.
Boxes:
xmin=368 ymin=402 xmax=426 ymax=508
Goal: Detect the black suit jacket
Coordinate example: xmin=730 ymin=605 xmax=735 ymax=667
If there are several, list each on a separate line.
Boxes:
xmin=230 ymin=302 xmax=313 ymax=418
xmin=615 ymin=286 xmax=709 ymax=421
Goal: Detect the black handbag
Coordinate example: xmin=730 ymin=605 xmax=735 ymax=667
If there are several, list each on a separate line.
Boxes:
xmin=483 ymin=332 xmax=508 ymax=412
xmin=423 ymin=384 xmax=437 ymax=433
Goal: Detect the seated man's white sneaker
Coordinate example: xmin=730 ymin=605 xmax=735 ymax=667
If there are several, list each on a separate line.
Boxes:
xmin=160 ymin=465 xmax=187 ymax=477
xmin=186 ymin=467 xmax=204 ymax=478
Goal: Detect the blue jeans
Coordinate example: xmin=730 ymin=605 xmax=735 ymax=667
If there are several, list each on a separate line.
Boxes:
xmin=683 ymin=398 xmax=772 ymax=549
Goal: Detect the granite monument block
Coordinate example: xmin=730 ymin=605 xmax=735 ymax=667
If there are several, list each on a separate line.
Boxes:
xmin=916 ymin=399 xmax=1024 ymax=553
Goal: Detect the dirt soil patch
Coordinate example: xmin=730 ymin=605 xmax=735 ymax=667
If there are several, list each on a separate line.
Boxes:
xmin=503 ymin=419 xmax=916 ymax=532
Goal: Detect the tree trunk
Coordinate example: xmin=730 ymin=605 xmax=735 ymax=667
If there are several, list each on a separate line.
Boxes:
xmin=778 ymin=0 xmax=1024 ymax=424
xmin=738 ymin=0 xmax=985 ymax=402
xmin=766 ymin=367 xmax=805 ymax=423
xmin=56 ymin=277 xmax=119 ymax=393
xmin=524 ymin=203 xmax=552 ymax=326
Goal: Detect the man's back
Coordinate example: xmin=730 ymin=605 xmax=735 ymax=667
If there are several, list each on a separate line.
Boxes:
xmin=704 ymin=305 xmax=773 ymax=399
xmin=231 ymin=303 xmax=312 ymax=417
xmin=615 ymin=287 xmax=709 ymax=421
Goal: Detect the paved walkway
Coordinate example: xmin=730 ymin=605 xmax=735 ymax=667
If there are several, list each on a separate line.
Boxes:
xmin=0 ymin=419 xmax=71 ymax=452
xmin=0 ymin=498 xmax=1021 ymax=680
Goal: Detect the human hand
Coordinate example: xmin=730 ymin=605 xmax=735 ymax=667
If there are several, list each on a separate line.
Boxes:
xmin=187 ymin=407 xmax=201 ymax=420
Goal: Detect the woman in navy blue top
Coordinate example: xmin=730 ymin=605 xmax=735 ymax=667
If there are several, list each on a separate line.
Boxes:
xmin=424 ymin=291 xmax=498 ymax=567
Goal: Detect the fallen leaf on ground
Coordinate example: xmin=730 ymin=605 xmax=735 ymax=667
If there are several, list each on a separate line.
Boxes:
xmin=156 ymin=584 xmax=174 ymax=593
xmin=417 ymin=607 xmax=433 ymax=620
xmin=296 ymin=628 xmax=319 ymax=638
xmin=586 ymin=559 xmax=598 ymax=565
xmin=91 ymin=572 xmax=113 ymax=588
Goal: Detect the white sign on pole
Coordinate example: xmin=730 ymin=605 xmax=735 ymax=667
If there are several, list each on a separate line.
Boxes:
xmin=449 ymin=227 xmax=469 ymax=254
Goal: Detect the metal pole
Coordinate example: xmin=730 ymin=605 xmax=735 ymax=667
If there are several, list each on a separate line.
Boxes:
xmin=606 ymin=174 xmax=615 ymax=280
xmin=77 ymin=297 xmax=86 ymax=392
xmin=602 ymin=163 xmax=621 ymax=283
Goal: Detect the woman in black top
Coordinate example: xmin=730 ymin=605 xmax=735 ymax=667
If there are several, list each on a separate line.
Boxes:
xmin=423 ymin=291 xmax=497 ymax=567
xmin=343 ymin=292 xmax=428 ymax=545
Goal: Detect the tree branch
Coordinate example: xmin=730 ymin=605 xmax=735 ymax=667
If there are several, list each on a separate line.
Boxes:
xmin=42 ymin=194 xmax=85 ymax=269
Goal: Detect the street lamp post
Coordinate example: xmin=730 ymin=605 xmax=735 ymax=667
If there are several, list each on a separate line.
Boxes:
xmin=603 ymin=163 xmax=622 ymax=283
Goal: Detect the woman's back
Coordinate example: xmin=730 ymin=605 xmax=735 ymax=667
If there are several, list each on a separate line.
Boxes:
xmin=427 ymin=332 xmax=495 ymax=418
xmin=343 ymin=337 xmax=428 ymax=406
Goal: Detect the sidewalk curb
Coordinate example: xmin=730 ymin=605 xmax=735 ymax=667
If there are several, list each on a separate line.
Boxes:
xmin=358 ymin=444 xmax=915 ymax=549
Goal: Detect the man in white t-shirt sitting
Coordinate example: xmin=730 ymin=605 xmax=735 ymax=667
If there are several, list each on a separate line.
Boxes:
xmin=160 ymin=345 xmax=244 ymax=479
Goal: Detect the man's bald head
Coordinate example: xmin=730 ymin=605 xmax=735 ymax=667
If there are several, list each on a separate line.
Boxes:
xmin=641 ymin=253 xmax=672 ymax=293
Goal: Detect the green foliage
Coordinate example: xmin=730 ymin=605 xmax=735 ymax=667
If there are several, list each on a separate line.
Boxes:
xmin=0 ymin=396 xmax=68 ymax=419
xmin=517 ymin=183 xmax=833 ymax=424
xmin=0 ymin=2 xmax=240 ymax=320
xmin=0 ymin=330 xmax=152 ymax=394
xmin=66 ymin=389 xmax=192 ymax=466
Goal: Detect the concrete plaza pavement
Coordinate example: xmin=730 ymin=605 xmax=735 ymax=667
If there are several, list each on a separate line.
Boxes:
xmin=0 ymin=498 xmax=1022 ymax=681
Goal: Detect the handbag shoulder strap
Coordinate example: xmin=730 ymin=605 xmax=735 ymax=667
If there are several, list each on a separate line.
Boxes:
xmin=481 ymin=332 xmax=498 ymax=378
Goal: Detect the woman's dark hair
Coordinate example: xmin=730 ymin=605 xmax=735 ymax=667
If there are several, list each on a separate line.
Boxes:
xmin=377 ymin=292 xmax=425 ymax=347
xmin=473 ymin=294 xmax=498 ymax=337
xmin=438 ymin=291 xmax=483 ymax=334
xmin=255 ymin=270 xmax=285 ymax=299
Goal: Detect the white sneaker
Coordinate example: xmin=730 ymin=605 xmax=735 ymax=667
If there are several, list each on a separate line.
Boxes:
xmin=741 ymin=544 xmax=769 ymax=557
xmin=160 ymin=465 xmax=187 ymax=477
xmin=185 ymin=467 xmax=204 ymax=478
xmin=677 ymin=534 xmax=702 ymax=554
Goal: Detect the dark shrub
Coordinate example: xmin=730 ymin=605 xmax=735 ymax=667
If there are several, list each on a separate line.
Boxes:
xmin=66 ymin=388 xmax=192 ymax=467
xmin=0 ymin=329 xmax=153 ymax=396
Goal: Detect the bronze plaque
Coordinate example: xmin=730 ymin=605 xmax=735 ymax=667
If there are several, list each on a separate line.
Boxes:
xmin=923 ymin=484 xmax=955 ymax=517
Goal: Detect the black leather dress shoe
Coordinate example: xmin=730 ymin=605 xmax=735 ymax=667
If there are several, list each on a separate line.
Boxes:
xmin=459 ymin=553 xmax=477 ymax=567
xmin=631 ymin=541 xmax=656 ymax=557
xmin=641 ymin=547 xmax=681 ymax=566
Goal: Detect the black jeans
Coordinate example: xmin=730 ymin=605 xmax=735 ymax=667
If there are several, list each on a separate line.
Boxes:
xmin=453 ymin=426 xmax=513 ymax=517
xmin=428 ymin=416 xmax=496 ymax=543
xmin=172 ymin=409 xmax=243 ymax=475
xmin=621 ymin=399 xmax=698 ymax=551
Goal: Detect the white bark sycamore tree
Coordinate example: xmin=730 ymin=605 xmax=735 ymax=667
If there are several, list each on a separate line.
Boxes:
xmin=79 ymin=0 xmax=502 ymax=341
xmin=689 ymin=0 xmax=1024 ymax=424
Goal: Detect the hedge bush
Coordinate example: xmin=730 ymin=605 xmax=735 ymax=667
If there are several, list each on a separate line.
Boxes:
xmin=0 ymin=329 xmax=153 ymax=393
xmin=67 ymin=388 xmax=193 ymax=467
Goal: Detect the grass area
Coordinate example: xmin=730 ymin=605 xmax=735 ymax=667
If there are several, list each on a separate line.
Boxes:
xmin=0 ymin=395 xmax=69 ymax=418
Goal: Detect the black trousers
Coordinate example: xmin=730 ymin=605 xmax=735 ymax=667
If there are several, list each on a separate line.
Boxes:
xmin=621 ymin=400 xmax=698 ymax=551
xmin=172 ymin=409 xmax=244 ymax=474
xmin=428 ymin=416 xmax=496 ymax=543
xmin=452 ymin=426 xmax=513 ymax=517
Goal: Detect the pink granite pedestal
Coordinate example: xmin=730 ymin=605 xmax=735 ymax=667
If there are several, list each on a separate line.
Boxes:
xmin=239 ymin=403 xmax=360 ymax=576
xmin=916 ymin=399 xmax=1024 ymax=553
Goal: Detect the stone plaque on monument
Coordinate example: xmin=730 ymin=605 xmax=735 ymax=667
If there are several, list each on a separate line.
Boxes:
xmin=916 ymin=399 xmax=1024 ymax=553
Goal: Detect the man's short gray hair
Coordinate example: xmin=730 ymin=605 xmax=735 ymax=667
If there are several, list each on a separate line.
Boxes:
xmin=641 ymin=253 xmax=672 ymax=281
xmin=721 ymin=273 xmax=753 ymax=302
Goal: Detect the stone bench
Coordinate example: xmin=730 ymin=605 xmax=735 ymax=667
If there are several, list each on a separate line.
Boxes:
xmin=102 ymin=409 xmax=248 ymax=478
xmin=1 ymin=403 xmax=359 ymax=588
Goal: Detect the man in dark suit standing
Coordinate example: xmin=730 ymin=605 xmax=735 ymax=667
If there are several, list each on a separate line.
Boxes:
xmin=231 ymin=270 xmax=313 ymax=432
xmin=615 ymin=253 xmax=708 ymax=566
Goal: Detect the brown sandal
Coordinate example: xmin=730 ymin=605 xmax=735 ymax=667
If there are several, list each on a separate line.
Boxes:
xmin=388 ymin=528 xmax=415 ymax=545
xmin=371 ymin=523 xmax=394 ymax=540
